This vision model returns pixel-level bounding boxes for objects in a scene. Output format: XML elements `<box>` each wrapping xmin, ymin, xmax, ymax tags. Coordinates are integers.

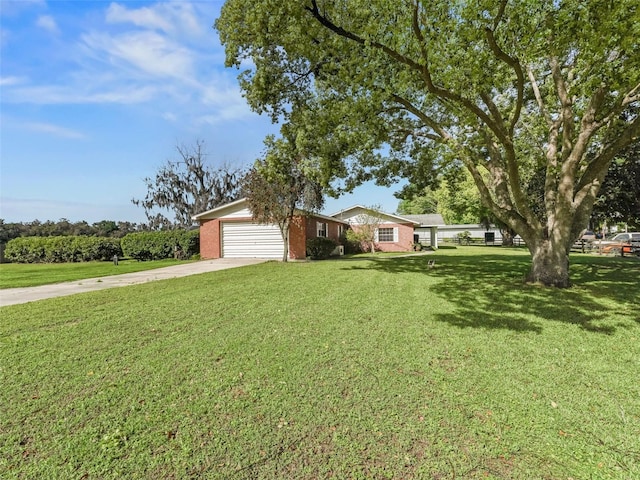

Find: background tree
<box><xmin>92</xmin><ymin>220</ymin><xmax>120</xmax><ymax>238</ymax></box>
<box><xmin>132</xmin><ymin>140</ymin><xmax>245</xmax><ymax>229</ymax></box>
<box><xmin>396</xmin><ymin>186</ymin><xmax>438</xmax><ymax>216</ymax></box>
<box><xmin>591</xmin><ymin>141</ymin><xmax>640</xmax><ymax>230</ymax></box>
<box><xmin>344</xmin><ymin>205</ymin><xmax>383</xmax><ymax>254</ymax></box>
<box><xmin>217</xmin><ymin>0</ymin><xmax>640</xmax><ymax>287</ymax></box>
<box><xmin>399</xmin><ymin>170</ymin><xmax>519</xmax><ymax>245</ymax></box>
<box><xmin>242</xmin><ymin>134</ymin><xmax>324</xmax><ymax>262</ymax></box>
<box><xmin>433</xmin><ymin>170</ymin><xmax>486</xmax><ymax>225</ymax></box>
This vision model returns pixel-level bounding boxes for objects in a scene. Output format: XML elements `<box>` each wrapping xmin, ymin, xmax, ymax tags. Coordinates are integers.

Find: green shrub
<box><xmin>306</xmin><ymin>237</ymin><xmax>338</xmax><ymax>259</ymax></box>
<box><xmin>121</xmin><ymin>230</ymin><xmax>199</xmax><ymax>261</ymax></box>
<box><xmin>4</xmin><ymin>236</ymin><xmax>121</xmax><ymax>263</ymax></box>
<box><xmin>339</xmin><ymin>231</ymin><xmax>362</xmax><ymax>254</ymax></box>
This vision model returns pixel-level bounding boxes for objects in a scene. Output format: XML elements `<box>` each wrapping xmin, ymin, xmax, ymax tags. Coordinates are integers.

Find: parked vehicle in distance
<box><xmin>581</xmin><ymin>230</ymin><xmax>596</xmax><ymax>241</ymax></box>
<box><xmin>598</xmin><ymin>232</ymin><xmax>640</xmax><ymax>254</ymax></box>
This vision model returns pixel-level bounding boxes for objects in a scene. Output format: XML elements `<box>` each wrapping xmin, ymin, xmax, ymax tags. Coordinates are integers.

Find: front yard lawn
<box><xmin>1</xmin><ymin>248</ymin><xmax>638</xmax><ymax>479</ymax></box>
<box><xmin>0</xmin><ymin>259</ymin><xmax>193</xmax><ymax>289</ymax></box>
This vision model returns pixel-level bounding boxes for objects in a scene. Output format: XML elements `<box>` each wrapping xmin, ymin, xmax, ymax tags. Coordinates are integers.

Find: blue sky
<box><xmin>0</xmin><ymin>0</ymin><xmax>405</xmax><ymax>224</ymax></box>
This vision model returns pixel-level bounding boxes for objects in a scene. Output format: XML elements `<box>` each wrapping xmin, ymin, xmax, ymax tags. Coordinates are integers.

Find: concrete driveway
<box><xmin>0</xmin><ymin>258</ymin><xmax>268</xmax><ymax>307</ymax></box>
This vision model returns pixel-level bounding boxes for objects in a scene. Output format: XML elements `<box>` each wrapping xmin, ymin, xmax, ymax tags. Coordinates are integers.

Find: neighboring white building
<box><xmin>401</xmin><ymin>214</ymin><xmax>446</xmax><ymax>247</ymax></box>
<box><xmin>436</xmin><ymin>224</ymin><xmax>510</xmax><ymax>244</ymax></box>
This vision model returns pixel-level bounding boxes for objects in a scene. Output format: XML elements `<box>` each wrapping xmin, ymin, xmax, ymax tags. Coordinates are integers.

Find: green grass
<box><xmin>1</xmin><ymin>248</ymin><xmax>638</xmax><ymax>479</ymax></box>
<box><xmin>0</xmin><ymin>259</ymin><xmax>193</xmax><ymax>289</ymax></box>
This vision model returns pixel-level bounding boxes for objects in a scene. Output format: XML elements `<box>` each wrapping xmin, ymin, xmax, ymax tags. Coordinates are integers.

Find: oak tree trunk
<box><xmin>526</xmin><ymin>240</ymin><xmax>571</xmax><ymax>288</ymax></box>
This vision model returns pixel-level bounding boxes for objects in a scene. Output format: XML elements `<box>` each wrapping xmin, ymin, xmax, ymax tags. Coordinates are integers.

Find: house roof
<box><xmin>192</xmin><ymin>198</ymin><xmax>349</xmax><ymax>224</ymax></box>
<box><xmin>192</xmin><ymin>197</ymin><xmax>247</xmax><ymax>221</ymax></box>
<box><xmin>401</xmin><ymin>214</ymin><xmax>446</xmax><ymax>227</ymax></box>
<box><xmin>330</xmin><ymin>205</ymin><xmax>420</xmax><ymax>225</ymax></box>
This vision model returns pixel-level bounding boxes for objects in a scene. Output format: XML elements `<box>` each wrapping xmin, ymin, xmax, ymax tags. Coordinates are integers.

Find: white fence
<box><xmin>437</xmin><ymin>224</ymin><xmax>503</xmax><ymax>241</ymax></box>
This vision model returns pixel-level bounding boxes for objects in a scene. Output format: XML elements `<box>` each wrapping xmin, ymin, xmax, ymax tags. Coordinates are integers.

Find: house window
<box><xmin>378</xmin><ymin>227</ymin><xmax>394</xmax><ymax>242</ymax></box>
<box><xmin>339</xmin><ymin>224</ymin><xmax>346</xmax><ymax>237</ymax></box>
<box><xmin>317</xmin><ymin>222</ymin><xmax>327</xmax><ymax>237</ymax></box>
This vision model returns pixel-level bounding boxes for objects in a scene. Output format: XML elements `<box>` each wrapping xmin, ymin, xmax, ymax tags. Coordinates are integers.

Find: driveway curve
<box><xmin>0</xmin><ymin>258</ymin><xmax>267</xmax><ymax>307</ymax></box>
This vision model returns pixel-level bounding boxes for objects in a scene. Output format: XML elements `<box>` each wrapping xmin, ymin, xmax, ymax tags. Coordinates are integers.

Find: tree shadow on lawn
<box><xmin>341</xmin><ymin>251</ymin><xmax>640</xmax><ymax>334</ymax></box>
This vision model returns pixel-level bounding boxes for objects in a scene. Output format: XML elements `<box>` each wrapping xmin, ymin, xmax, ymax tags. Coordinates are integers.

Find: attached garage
<box><xmin>221</xmin><ymin>221</ymin><xmax>284</xmax><ymax>259</ymax></box>
<box><xmin>193</xmin><ymin>198</ymin><xmax>349</xmax><ymax>260</ymax></box>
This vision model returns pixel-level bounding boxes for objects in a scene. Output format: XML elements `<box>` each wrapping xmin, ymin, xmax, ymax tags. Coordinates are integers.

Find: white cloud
<box><xmin>36</xmin><ymin>15</ymin><xmax>59</xmax><ymax>35</ymax></box>
<box><xmin>22</xmin><ymin>121</ymin><xmax>86</xmax><ymax>139</ymax></box>
<box><xmin>106</xmin><ymin>3</ymin><xmax>173</xmax><ymax>33</ymax></box>
<box><xmin>1</xmin><ymin>1</ymin><xmax>257</xmax><ymax>123</ymax></box>
<box><xmin>105</xmin><ymin>2</ymin><xmax>203</xmax><ymax>37</ymax></box>
<box><xmin>81</xmin><ymin>30</ymin><xmax>195</xmax><ymax>80</ymax></box>
<box><xmin>4</xmin><ymin>82</ymin><xmax>159</xmax><ymax>105</ymax></box>
<box><xmin>0</xmin><ymin>76</ymin><xmax>26</xmax><ymax>86</ymax></box>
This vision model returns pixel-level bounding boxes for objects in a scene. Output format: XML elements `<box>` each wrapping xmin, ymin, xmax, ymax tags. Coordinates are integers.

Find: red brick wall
<box><xmin>305</xmin><ymin>218</ymin><xmax>344</xmax><ymax>242</ymax></box>
<box><xmin>351</xmin><ymin>223</ymin><xmax>414</xmax><ymax>252</ymax></box>
<box><xmin>377</xmin><ymin>223</ymin><xmax>414</xmax><ymax>252</ymax></box>
<box><xmin>289</xmin><ymin>217</ymin><xmax>307</xmax><ymax>259</ymax></box>
<box><xmin>199</xmin><ymin>219</ymin><xmax>221</xmax><ymax>259</ymax></box>
<box><xmin>199</xmin><ymin>215</ymin><xmax>348</xmax><ymax>260</ymax></box>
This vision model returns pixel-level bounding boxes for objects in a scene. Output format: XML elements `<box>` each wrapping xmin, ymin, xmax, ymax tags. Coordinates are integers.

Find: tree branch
<box><xmin>575</xmin><ymin>114</ymin><xmax>640</xmax><ymax>195</ymax></box>
<box><xmin>527</xmin><ymin>66</ymin><xmax>553</xmax><ymax>126</ymax></box>
<box><xmin>484</xmin><ymin>18</ymin><xmax>524</xmax><ymax>135</ymax></box>
<box><xmin>390</xmin><ymin>93</ymin><xmax>450</xmax><ymax>140</ymax></box>
<box><xmin>305</xmin><ymin>0</ymin><xmax>507</xmax><ymax>142</ymax></box>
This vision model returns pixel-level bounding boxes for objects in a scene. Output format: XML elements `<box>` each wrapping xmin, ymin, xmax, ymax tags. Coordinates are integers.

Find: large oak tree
<box><xmin>217</xmin><ymin>0</ymin><xmax>640</xmax><ymax>286</ymax></box>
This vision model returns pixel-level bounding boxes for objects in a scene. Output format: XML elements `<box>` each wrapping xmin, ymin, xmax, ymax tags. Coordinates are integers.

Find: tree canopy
<box><xmin>217</xmin><ymin>0</ymin><xmax>640</xmax><ymax>286</ymax></box>
<box><xmin>242</xmin><ymin>134</ymin><xmax>324</xmax><ymax>261</ymax></box>
<box><xmin>132</xmin><ymin>141</ymin><xmax>245</xmax><ymax>229</ymax></box>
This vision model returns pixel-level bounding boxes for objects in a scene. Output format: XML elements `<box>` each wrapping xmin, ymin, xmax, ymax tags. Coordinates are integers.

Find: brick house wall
<box><xmin>350</xmin><ymin>222</ymin><xmax>415</xmax><ymax>253</ymax></box>
<box><xmin>288</xmin><ymin>217</ymin><xmax>307</xmax><ymax>259</ymax></box>
<box><xmin>197</xmin><ymin>214</ymin><xmax>347</xmax><ymax>260</ymax></box>
<box><xmin>376</xmin><ymin>222</ymin><xmax>415</xmax><ymax>252</ymax></box>
<box><xmin>199</xmin><ymin>218</ymin><xmax>221</xmax><ymax>259</ymax></box>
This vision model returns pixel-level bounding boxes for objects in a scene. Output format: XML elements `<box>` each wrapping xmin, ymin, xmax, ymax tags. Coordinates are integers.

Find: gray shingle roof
<box><xmin>401</xmin><ymin>214</ymin><xmax>446</xmax><ymax>226</ymax></box>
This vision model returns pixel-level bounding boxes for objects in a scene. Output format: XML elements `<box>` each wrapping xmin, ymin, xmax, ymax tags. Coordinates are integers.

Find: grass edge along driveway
<box><xmin>0</xmin><ymin>259</ymin><xmax>194</xmax><ymax>289</ymax></box>
<box><xmin>1</xmin><ymin>248</ymin><xmax>638</xmax><ymax>479</ymax></box>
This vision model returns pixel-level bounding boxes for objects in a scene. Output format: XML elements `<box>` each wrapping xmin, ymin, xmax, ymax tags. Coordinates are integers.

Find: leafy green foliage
<box><xmin>217</xmin><ymin>0</ymin><xmax>640</xmax><ymax>286</ymax></box>
<box><xmin>242</xmin><ymin>134</ymin><xmax>325</xmax><ymax>261</ymax></box>
<box><xmin>4</xmin><ymin>236</ymin><xmax>121</xmax><ymax>263</ymax></box>
<box><xmin>305</xmin><ymin>236</ymin><xmax>337</xmax><ymax>259</ymax></box>
<box><xmin>120</xmin><ymin>230</ymin><xmax>199</xmax><ymax>261</ymax></box>
<box><xmin>396</xmin><ymin>186</ymin><xmax>439</xmax><ymax>215</ymax></box>
<box><xmin>592</xmin><ymin>141</ymin><xmax>640</xmax><ymax>229</ymax></box>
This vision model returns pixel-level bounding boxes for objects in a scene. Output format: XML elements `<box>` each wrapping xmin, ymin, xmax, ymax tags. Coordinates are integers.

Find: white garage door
<box><xmin>221</xmin><ymin>221</ymin><xmax>284</xmax><ymax>258</ymax></box>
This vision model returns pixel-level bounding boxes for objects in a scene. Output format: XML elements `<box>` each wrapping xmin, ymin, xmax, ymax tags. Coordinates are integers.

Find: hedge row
<box><xmin>4</xmin><ymin>236</ymin><xmax>122</xmax><ymax>263</ymax></box>
<box><xmin>4</xmin><ymin>230</ymin><xmax>200</xmax><ymax>263</ymax></box>
<box><xmin>120</xmin><ymin>230</ymin><xmax>199</xmax><ymax>261</ymax></box>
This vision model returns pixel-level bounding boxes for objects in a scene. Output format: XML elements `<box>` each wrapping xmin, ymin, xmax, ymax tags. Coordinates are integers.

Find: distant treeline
<box><xmin>0</xmin><ymin>219</ymin><xmax>145</xmax><ymax>243</ymax></box>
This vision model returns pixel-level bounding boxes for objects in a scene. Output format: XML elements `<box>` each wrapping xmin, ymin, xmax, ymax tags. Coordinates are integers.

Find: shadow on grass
<box><xmin>342</xmin><ymin>251</ymin><xmax>640</xmax><ymax>334</ymax></box>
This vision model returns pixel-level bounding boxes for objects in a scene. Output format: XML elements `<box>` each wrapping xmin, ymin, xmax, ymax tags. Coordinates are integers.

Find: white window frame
<box><xmin>317</xmin><ymin>221</ymin><xmax>328</xmax><ymax>238</ymax></box>
<box><xmin>377</xmin><ymin>227</ymin><xmax>396</xmax><ymax>242</ymax></box>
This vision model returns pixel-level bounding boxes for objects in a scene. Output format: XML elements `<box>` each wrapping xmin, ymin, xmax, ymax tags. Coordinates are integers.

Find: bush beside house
<box><xmin>306</xmin><ymin>237</ymin><xmax>337</xmax><ymax>259</ymax></box>
<box><xmin>120</xmin><ymin>230</ymin><xmax>199</xmax><ymax>261</ymax></box>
